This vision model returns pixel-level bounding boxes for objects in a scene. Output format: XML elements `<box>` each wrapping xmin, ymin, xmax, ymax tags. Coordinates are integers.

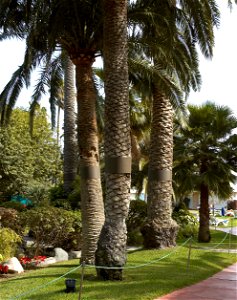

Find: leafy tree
<box><xmin>0</xmin><ymin>108</ymin><xmax>62</xmax><ymax>198</ymax></box>
<box><xmin>0</xmin><ymin>1</ymin><xmax>104</xmax><ymax>263</ymax></box>
<box><xmin>173</xmin><ymin>102</ymin><xmax>237</xmax><ymax>242</ymax></box>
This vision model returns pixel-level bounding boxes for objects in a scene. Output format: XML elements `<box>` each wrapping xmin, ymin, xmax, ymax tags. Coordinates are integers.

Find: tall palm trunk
<box><xmin>63</xmin><ymin>55</ymin><xmax>77</xmax><ymax>194</ymax></box>
<box><xmin>95</xmin><ymin>0</ymin><xmax>131</xmax><ymax>280</ymax></box>
<box><xmin>141</xmin><ymin>88</ymin><xmax>178</xmax><ymax>248</ymax></box>
<box><xmin>71</xmin><ymin>55</ymin><xmax>104</xmax><ymax>264</ymax></box>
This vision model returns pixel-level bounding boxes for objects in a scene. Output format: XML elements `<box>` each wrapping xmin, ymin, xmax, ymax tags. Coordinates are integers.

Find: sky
<box><xmin>188</xmin><ymin>1</ymin><xmax>237</xmax><ymax>117</ymax></box>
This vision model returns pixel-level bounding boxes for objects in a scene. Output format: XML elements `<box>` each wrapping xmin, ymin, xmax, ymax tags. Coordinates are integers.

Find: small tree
<box><xmin>0</xmin><ymin>108</ymin><xmax>62</xmax><ymax>197</ymax></box>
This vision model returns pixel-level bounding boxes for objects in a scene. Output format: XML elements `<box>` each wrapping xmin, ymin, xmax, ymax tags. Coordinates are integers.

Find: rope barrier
<box><xmin>8</xmin><ymin>238</ymin><xmax>192</xmax><ymax>299</ymax></box>
<box><xmin>85</xmin><ymin>237</ymin><xmax>192</xmax><ymax>270</ymax></box>
<box><xmin>191</xmin><ymin>231</ymin><xmax>229</xmax><ymax>251</ymax></box>
<box><xmin>9</xmin><ymin>264</ymin><xmax>82</xmax><ymax>300</ymax></box>
<box><xmin>8</xmin><ymin>231</ymin><xmax>234</xmax><ymax>299</ymax></box>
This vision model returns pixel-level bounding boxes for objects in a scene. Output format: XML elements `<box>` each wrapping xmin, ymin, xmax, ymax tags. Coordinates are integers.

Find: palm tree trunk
<box><xmin>72</xmin><ymin>55</ymin><xmax>104</xmax><ymax>264</ymax></box>
<box><xmin>63</xmin><ymin>55</ymin><xmax>78</xmax><ymax>194</ymax></box>
<box><xmin>141</xmin><ymin>88</ymin><xmax>178</xmax><ymax>249</ymax></box>
<box><xmin>95</xmin><ymin>0</ymin><xmax>131</xmax><ymax>280</ymax></box>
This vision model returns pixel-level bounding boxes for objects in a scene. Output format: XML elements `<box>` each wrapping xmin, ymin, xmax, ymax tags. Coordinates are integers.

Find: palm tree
<box><xmin>173</xmin><ymin>102</ymin><xmax>237</xmax><ymax>242</ymax></box>
<box><xmin>0</xmin><ymin>0</ymin><xmax>105</xmax><ymax>264</ymax></box>
<box><xmin>95</xmin><ymin>0</ymin><xmax>130</xmax><ymax>280</ymax></box>
<box><xmin>33</xmin><ymin>1</ymin><xmax>105</xmax><ymax>263</ymax></box>
<box><xmin>129</xmin><ymin>0</ymin><xmax>220</xmax><ymax>248</ymax></box>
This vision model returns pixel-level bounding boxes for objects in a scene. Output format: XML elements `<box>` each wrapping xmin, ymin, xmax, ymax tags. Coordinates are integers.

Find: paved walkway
<box><xmin>216</xmin><ymin>226</ymin><xmax>237</xmax><ymax>235</ymax></box>
<box><xmin>155</xmin><ymin>262</ymin><xmax>237</xmax><ymax>300</ymax></box>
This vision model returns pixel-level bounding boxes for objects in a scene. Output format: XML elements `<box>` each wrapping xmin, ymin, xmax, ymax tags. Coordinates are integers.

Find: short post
<box><xmin>228</xmin><ymin>228</ymin><xmax>231</xmax><ymax>253</ymax></box>
<box><xmin>228</xmin><ymin>218</ymin><xmax>233</xmax><ymax>253</ymax></box>
<box><xmin>78</xmin><ymin>262</ymin><xmax>86</xmax><ymax>300</ymax></box>
<box><xmin>186</xmin><ymin>237</ymin><xmax>193</xmax><ymax>273</ymax></box>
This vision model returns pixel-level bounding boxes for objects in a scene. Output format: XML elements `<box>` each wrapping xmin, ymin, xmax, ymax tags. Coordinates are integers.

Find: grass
<box><xmin>1</xmin><ymin>231</ymin><xmax>236</xmax><ymax>300</ymax></box>
<box><xmin>190</xmin><ymin>229</ymin><xmax>237</xmax><ymax>250</ymax></box>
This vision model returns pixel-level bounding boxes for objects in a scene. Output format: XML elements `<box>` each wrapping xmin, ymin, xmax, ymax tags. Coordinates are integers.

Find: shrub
<box><xmin>126</xmin><ymin>200</ymin><xmax>147</xmax><ymax>246</ymax></box>
<box><xmin>49</xmin><ymin>184</ymin><xmax>68</xmax><ymax>208</ymax></box>
<box><xmin>0</xmin><ymin>200</ymin><xmax>27</xmax><ymax>211</ymax></box>
<box><xmin>172</xmin><ymin>209</ymin><xmax>198</xmax><ymax>238</ymax></box>
<box><xmin>0</xmin><ymin>207</ymin><xmax>23</xmax><ymax>235</ymax></box>
<box><xmin>24</xmin><ymin>180</ymin><xmax>50</xmax><ymax>207</ymax></box>
<box><xmin>49</xmin><ymin>182</ymin><xmax>81</xmax><ymax>210</ymax></box>
<box><xmin>20</xmin><ymin>207</ymin><xmax>82</xmax><ymax>255</ymax></box>
<box><xmin>0</xmin><ymin>228</ymin><xmax>21</xmax><ymax>260</ymax></box>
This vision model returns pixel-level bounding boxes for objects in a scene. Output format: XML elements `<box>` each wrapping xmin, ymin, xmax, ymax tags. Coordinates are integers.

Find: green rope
<box><xmin>191</xmin><ymin>231</ymin><xmax>229</xmax><ymax>251</ymax></box>
<box><xmin>85</xmin><ymin>237</ymin><xmax>192</xmax><ymax>270</ymax></box>
<box><xmin>9</xmin><ymin>264</ymin><xmax>82</xmax><ymax>300</ymax></box>
<box><xmin>8</xmin><ymin>237</ymin><xmax>192</xmax><ymax>299</ymax></box>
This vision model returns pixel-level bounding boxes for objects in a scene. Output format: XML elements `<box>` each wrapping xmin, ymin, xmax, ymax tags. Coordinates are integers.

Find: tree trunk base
<box><xmin>141</xmin><ymin>220</ymin><xmax>178</xmax><ymax>249</ymax></box>
<box><xmin>198</xmin><ymin>226</ymin><xmax>211</xmax><ymax>243</ymax></box>
<box><xmin>95</xmin><ymin>222</ymin><xmax>127</xmax><ymax>281</ymax></box>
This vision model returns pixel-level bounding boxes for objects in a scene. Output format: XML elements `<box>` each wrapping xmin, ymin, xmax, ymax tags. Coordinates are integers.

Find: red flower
<box><xmin>0</xmin><ymin>264</ymin><xmax>9</xmax><ymax>274</ymax></box>
<box><xmin>20</xmin><ymin>255</ymin><xmax>47</xmax><ymax>268</ymax></box>
<box><xmin>3</xmin><ymin>265</ymin><xmax>8</xmax><ymax>274</ymax></box>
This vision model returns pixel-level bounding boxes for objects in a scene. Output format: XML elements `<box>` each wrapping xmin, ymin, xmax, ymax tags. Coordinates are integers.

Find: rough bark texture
<box><xmin>71</xmin><ymin>54</ymin><xmax>104</xmax><ymax>264</ymax></box>
<box><xmin>142</xmin><ymin>88</ymin><xmax>178</xmax><ymax>249</ymax></box>
<box><xmin>63</xmin><ymin>55</ymin><xmax>78</xmax><ymax>194</ymax></box>
<box><xmin>198</xmin><ymin>181</ymin><xmax>211</xmax><ymax>242</ymax></box>
<box><xmin>95</xmin><ymin>0</ymin><xmax>130</xmax><ymax>280</ymax></box>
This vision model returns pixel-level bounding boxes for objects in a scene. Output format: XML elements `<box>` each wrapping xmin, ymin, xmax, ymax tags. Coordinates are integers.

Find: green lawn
<box><xmin>1</xmin><ymin>231</ymin><xmax>236</xmax><ymax>300</ymax></box>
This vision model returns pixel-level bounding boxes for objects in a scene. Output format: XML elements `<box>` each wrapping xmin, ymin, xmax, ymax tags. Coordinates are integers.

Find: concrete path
<box><xmin>155</xmin><ymin>262</ymin><xmax>237</xmax><ymax>300</ymax></box>
<box><xmin>216</xmin><ymin>226</ymin><xmax>237</xmax><ymax>235</ymax></box>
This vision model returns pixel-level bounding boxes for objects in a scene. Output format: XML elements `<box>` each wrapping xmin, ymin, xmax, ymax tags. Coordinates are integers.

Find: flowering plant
<box><xmin>0</xmin><ymin>264</ymin><xmax>9</xmax><ymax>274</ymax></box>
<box><xmin>20</xmin><ymin>256</ymin><xmax>47</xmax><ymax>269</ymax></box>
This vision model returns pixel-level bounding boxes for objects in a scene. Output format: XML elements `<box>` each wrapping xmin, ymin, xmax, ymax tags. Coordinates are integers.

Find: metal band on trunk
<box><xmin>105</xmin><ymin>157</ymin><xmax>131</xmax><ymax>174</ymax></box>
<box><xmin>80</xmin><ymin>165</ymin><xmax>100</xmax><ymax>179</ymax></box>
<box><xmin>148</xmin><ymin>169</ymin><xmax>172</xmax><ymax>181</ymax></box>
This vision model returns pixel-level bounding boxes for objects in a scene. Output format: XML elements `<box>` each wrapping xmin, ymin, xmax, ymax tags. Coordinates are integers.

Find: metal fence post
<box><xmin>186</xmin><ymin>237</ymin><xmax>193</xmax><ymax>273</ymax></box>
<box><xmin>78</xmin><ymin>262</ymin><xmax>86</xmax><ymax>300</ymax></box>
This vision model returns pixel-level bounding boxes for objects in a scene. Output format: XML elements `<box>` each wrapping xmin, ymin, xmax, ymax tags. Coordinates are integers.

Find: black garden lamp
<box><xmin>65</xmin><ymin>278</ymin><xmax>77</xmax><ymax>293</ymax></box>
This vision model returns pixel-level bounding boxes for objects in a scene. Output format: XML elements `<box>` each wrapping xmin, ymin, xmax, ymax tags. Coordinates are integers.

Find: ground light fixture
<box><xmin>65</xmin><ymin>278</ymin><xmax>77</xmax><ymax>293</ymax></box>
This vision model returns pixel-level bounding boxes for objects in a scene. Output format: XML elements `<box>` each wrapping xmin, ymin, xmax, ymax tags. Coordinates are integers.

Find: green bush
<box><xmin>126</xmin><ymin>200</ymin><xmax>147</xmax><ymax>246</ymax></box>
<box><xmin>0</xmin><ymin>201</ymin><xmax>27</xmax><ymax>212</ymax></box>
<box><xmin>0</xmin><ymin>227</ymin><xmax>21</xmax><ymax>260</ymax></box>
<box><xmin>49</xmin><ymin>182</ymin><xmax>81</xmax><ymax>210</ymax></box>
<box><xmin>172</xmin><ymin>209</ymin><xmax>198</xmax><ymax>238</ymax></box>
<box><xmin>0</xmin><ymin>207</ymin><xmax>24</xmax><ymax>235</ymax></box>
<box><xmin>20</xmin><ymin>207</ymin><xmax>82</xmax><ymax>255</ymax></box>
<box><xmin>49</xmin><ymin>184</ymin><xmax>67</xmax><ymax>208</ymax></box>
<box><xmin>24</xmin><ymin>180</ymin><xmax>50</xmax><ymax>207</ymax></box>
